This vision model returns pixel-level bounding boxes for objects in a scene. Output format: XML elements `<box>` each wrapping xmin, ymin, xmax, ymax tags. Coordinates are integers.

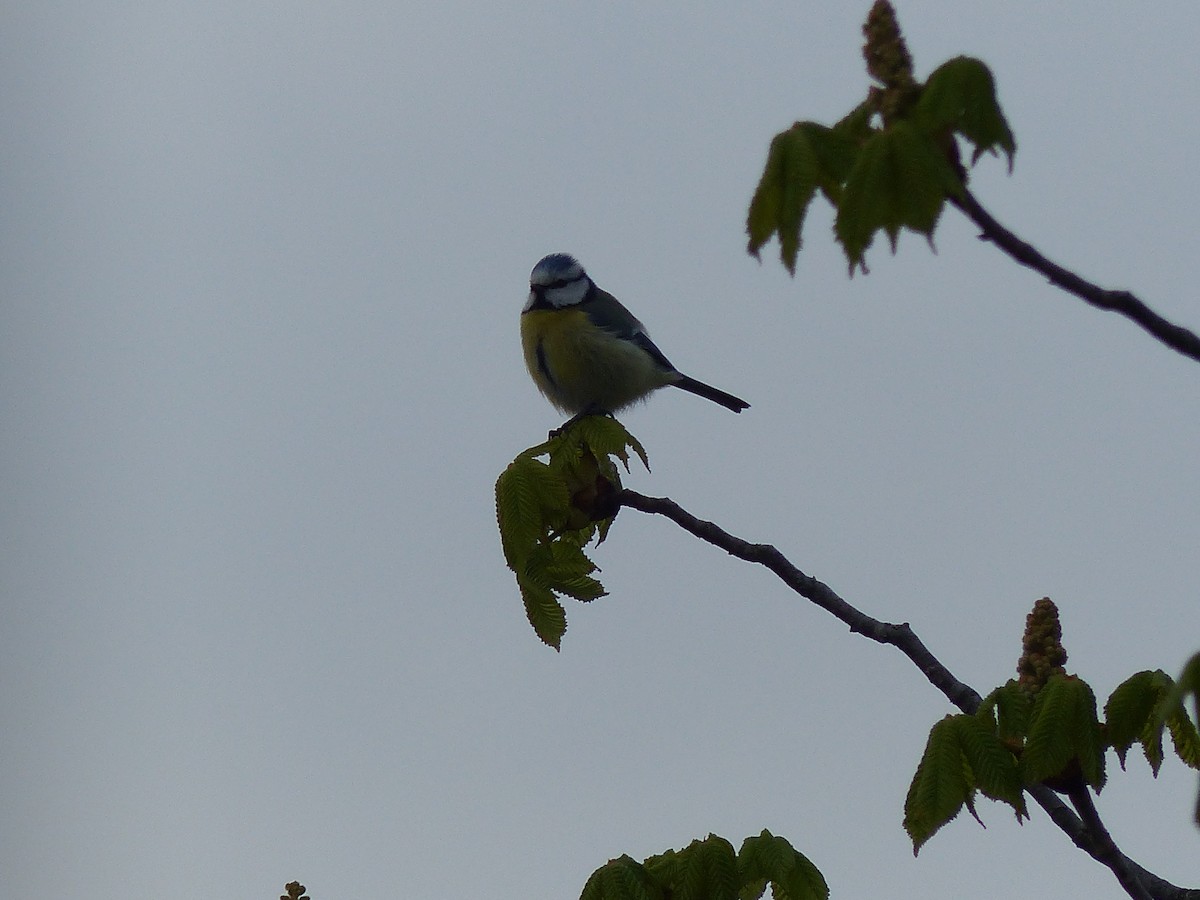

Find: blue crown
<box><xmin>531</xmin><ymin>253</ymin><xmax>584</xmax><ymax>282</ymax></box>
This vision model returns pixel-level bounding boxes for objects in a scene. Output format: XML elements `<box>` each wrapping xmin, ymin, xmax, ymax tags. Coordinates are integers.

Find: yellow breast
<box><xmin>520</xmin><ymin>308</ymin><xmax>676</xmax><ymax>414</ymax></box>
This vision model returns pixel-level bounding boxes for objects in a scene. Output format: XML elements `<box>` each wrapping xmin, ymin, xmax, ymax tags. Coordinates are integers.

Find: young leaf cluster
<box><xmin>1106</xmin><ymin>669</ymin><xmax>1200</xmax><ymax>774</ymax></box>
<box><xmin>746</xmin><ymin>10</ymin><xmax>1014</xmax><ymax>275</ymax></box>
<box><xmin>495</xmin><ymin>416</ymin><xmax>648</xmax><ymax>650</ymax></box>
<box><xmin>1019</xmin><ymin>674</ymin><xmax>1106</xmax><ymax>789</ymax></box>
<box><xmin>1167</xmin><ymin>652</ymin><xmax>1200</xmax><ymax>824</ymax></box>
<box><xmin>903</xmin><ymin>711</ymin><xmax>1028</xmax><ymax>854</ymax></box>
<box><xmin>905</xmin><ymin>669</ymin><xmax>1200</xmax><ymax>852</ymax></box>
<box><xmin>578</xmin><ymin>831</ymin><xmax>827</xmax><ymax>900</ymax></box>
<box><xmin>1109</xmin><ymin>660</ymin><xmax>1200</xmax><ymax>826</ymax></box>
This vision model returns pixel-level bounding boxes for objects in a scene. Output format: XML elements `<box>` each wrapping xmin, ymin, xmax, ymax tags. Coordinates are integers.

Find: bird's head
<box><xmin>525</xmin><ymin>253</ymin><xmax>591</xmax><ymax>311</ymax></box>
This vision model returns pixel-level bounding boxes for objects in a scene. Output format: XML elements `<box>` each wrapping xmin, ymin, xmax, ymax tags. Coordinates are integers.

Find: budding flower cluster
<box><xmin>1016</xmin><ymin>597</ymin><xmax>1068</xmax><ymax>696</ymax></box>
<box><xmin>862</xmin><ymin>0</ymin><xmax>915</xmax><ymax>89</ymax></box>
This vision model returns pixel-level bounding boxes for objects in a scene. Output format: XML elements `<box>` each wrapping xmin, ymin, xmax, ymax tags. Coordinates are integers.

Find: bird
<box><xmin>520</xmin><ymin>253</ymin><xmax>749</xmax><ymax>417</ymax></box>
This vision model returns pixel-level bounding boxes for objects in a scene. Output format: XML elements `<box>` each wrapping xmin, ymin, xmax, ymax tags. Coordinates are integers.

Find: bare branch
<box><xmin>618</xmin><ymin>488</ymin><xmax>1200</xmax><ymax>900</ymax></box>
<box><xmin>950</xmin><ymin>187</ymin><xmax>1200</xmax><ymax>365</ymax></box>
<box><xmin>617</xmin><ymin>489</ymin><xmax>980</xmax><ymax>712</ymax></box>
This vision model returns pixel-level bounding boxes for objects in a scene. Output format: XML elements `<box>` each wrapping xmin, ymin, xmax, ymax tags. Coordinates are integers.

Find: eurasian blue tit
<box><xmin>521</xmin><ymin>254</ymin><xmax>750</xmax><ymax>416</ymax></box>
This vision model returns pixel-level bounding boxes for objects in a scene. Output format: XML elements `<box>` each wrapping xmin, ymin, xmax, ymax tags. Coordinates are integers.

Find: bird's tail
<box><xmin>672</xmin><ymin>374</ymin><xmax>750</xmax><ymax>413</ymax></box>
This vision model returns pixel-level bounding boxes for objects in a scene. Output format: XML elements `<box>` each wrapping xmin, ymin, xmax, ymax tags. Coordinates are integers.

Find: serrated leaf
<box><xmin>569</xmin><ymin>415</ymin><xmax>650</xmax><ymax>473</ymax></box>
<box><xmin>1022</xmin><ymin>677</ymin><xmax>1076</xmax><ymax>784</ymax></box>
<box><xmin>495</xmin><ymin>456</ymin><xmax>561</xmax><ymax>569</ymax></box>
<box><xmin>1071</xmin><ymin>680</ymin><xmax>1107</xmax><ymax>790</ymax></box>
<box><xmin>499</xmin><ymin>421</ymin><xmax>654</xmax><ymax>647</ymax></box>
<box><xmin>642</xmin><ymin>849</ymin><xmax>680</xmax><ymax>889</ymax></box>
<box><xmin>1023</xmin><ymin>675</ymin><xmax>1106</xmax><ymax>790</ymax></box>
<box><xmin>645</xmin><ymin>839</ymin><xmax>736</xmax><ymax>900</ymax></box>
<box><xmin>809</xmin><ymin>119</ymin><xmax>862</xmax><ymax>207</ymax></box>
<box><xmin>737</xmin><ymin>831</ymin><xmax>828</xmax><ymax>900</ymax></box>
<box><xmin>1105</xmin><ymin>670</ymin><xmax>1173</xmax><ymax>773</ymax></box>
<box><xmin>526</xmin><ymin>540</ymin><xmax>606</xmax><ymax>603</ymax></box>
<box><xmin>835</xmin><ymin>121</ymin><xmax>962</xmax><ymax>273</ymax></box>
<box><xmin>916</xmin><ymin>56</ymin><xmax>1016</xmax><ymax>169</ymax></box>
<box><xmin>771</xmin><ymin>854</ymin><xmax>827</xmax><ymax>900</ymax></box>
<box><xmin>1165</xmin><ymin>704</ymin><xmax>1200</xmax><ymax>769</ymax></box>
<box><xmin>746</xmin><ymin>125</ymin><xmax>819</xmax><ymax>275</ymax></box>
<box><xmin>1180</xmin><ymin>651</ymin><xmax>1200</xmax><ymax>695</ymax></box>
<box><xmin>978</xmin><ymin>680</ymin><xmax>1032</xmax><ymax>741</ymax></box>
<box><xmin>518</xmin><ymin>576</ymin><xmax>566</xmax><ymax>651</ymax></box>
<box><xmin>746</xmin><ymin>121</ymin><xmax>860</xmax><ymax>275</ymax></box>
<box><xmin>830</xmin><ymin>100</ymin><xmax>876</xmax><ymax>153</ymax></box>
<box><xmin>1158</xmin><ymin>654</ymin><xmax>1200</xmax><ymax>770</ymax></box>
<box><xmin>585</xmin><ymin>832</ymin><xmax>826</xmax><ymax>900</ymax></box>
<box><xmin>679</xmin><ymin>836</ymin><xmax>740</xmax><ymax>900</ymax></box>
<box><xmin>956</xmin><ymin>715</ymin><xmax>1026</xmax><ymax>819</ymax></box>
<box><xmin>1162</xmin><ymin>651</ymin><xmax>1200</xmax><ymax>727</ymax></box>
<box><xmin>904</xmin><ymin>715</ymin><xmax>973</xmax><ymax>853</ymax></box>
<box><xmin>580</xmin><ymin>855</ymin><xmax>664</xmax><ymax>900</ymax></box>
<box><xmin>1105</xmin><ymin>671</ymin><xmax>1163</xmax><ymax>768</ymax></box>
<box><xmin>737</xmin><ymin>830</ymin><xmax>792</xmax><ymax>883</ymax></box>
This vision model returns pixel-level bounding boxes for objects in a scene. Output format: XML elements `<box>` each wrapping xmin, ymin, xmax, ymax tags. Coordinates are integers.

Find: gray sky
<box><xmin>3</xmin><ymin>3</ymin><xmax>1198</xmax><ymax>899</ymax></box>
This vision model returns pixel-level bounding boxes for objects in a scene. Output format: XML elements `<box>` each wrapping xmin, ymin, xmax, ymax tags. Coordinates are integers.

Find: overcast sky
<box><xmin>3</xmin><ymin>4</ymin><xmax>1198</xmax><ymax>899</ymax></box>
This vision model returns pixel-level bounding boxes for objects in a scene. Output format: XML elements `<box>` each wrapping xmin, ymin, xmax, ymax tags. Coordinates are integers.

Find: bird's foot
<box><xmin>549</xmin><ymin>405</ymin><xmax>613</xmax><ymax>438</ymax></box>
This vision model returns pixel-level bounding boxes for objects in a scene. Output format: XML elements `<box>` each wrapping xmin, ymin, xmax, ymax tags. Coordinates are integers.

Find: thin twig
<box><xmin>950</xmin><ymin>187</ymin><xmax>1200</xmax><ymax>365</ymax></box>
<box><xmin>618</xmin><ymin>488</ymin><xmax>1200</xmax><ymax>900</ymax></box>
<box><xmin>617</xmin><ymin>489</ymin><xmax>981</xmax><ymax>712</ymax></box>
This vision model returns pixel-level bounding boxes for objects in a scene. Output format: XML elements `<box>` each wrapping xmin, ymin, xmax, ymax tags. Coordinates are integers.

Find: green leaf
<box><xmin>746</xmin><ymin>122</ymin><xmax>861</xmax><ymax>275</ymax></box>
<box><xmin>1022</xmin><ymin>675</ymin><xmax>1106</xmax><ymax>790</ymax></box>
<box><xmin>1157</xmin><ymin>653</ymin><xmax>1200</xmax><ymax>770</ymax></box>
<box><xmin>830</xmin><ymin>101</ymin><xmax>876</xmax><ymax>156</ymax></box>
<box><xmin>644</xmin><ymin>837</ymin><xmax>739</xmax><ymax>900</ymax></box>
<box><xmin>495</xmin><ymin>455</ymin><xmax>564</xmax><ymax>569</ymax></box>
<box><xmin>1022</xmin><ymin>677</ymin><xmax>1076</xmax><ymax>784</ymax></box>
<box><xmin>1159</xmin><ymin>654</ymin><xmax>1200</xmax><ymax>827</ymax></box>
<box><xmin>904</xmin><ymin>715</ymin><xmax>973</xmax><ymax>853</ymax></box>
<box><xmin>978</xmin><ymin>680</ymin><xmax>1032</xmax><ymax>741</ymax></box>
<box><xmin>568</xmin><ymin>415</ymin><xmax>650</xmax><ymax>473</ymax></box>
<box><xmin>580</xmin><ymin>855</ymin><xmax>664</xmax><ymax>900</ymax></box>
<box><xmin>518</xmin><ymin>575</ymin><xmax>567</xmax><ymax>651</ymax></box>
<box><xmin>1071</xmin><ymin>680</ymin><xmax>1107</xmax><ymax>790</ymax></box>
<box><xmin>746</xmin><ymin>125</ymin><xmax>818</xmax><ymax>275</ymax></box>
<box><xmin>737</xmin><ymin>830</ymin><xmax>828</xmax><ymax>900</ymax></box>
<box><xmin>834</xmin><ymin>120</ymin><xmax>963</xmax><ymax>273</ymax></box>
<box><xmin>956</xmin><ymin>714</ymin><xmax>1026</xmax><ymax>819</ymax></box>
<box><xmin>810</xmin><ymin>116</ymin><xmax>864</xmax><ymax>205</ymax></box>
<box><xmin>682</xmin><ymin>836</ymin><xmax>740</xmax><ymax>900</ymax></box>
<box><xmin>641</xmin><ymin>849</ymin><xmax>681</xmax><ymax>892</ymax></box>
<box><xmin>526</xmin><ymin>539</ymin><xmax>606</xmax><ymax>603</ymax></box>
<box><xmin>1165</xmin><ymin>704</ymin><xmax>1200</xmax><ymax>770</ymax></box>
<box><xmin>1105</xmin><ymin>670</ymin><xmax>1171</xmax><ymax>772</ymax></box>
<box><xmin>1163</xmin><ymin>651</ymin><xmax>1200</xmax><ymax>728</ymax></box>
<box><xmin>496</xmin><ymin>451</ymin><xmax>580</xmax><ymax>650</ymax></box>
<box><xmin>904</xmin><ymin>712</ymin><xmax>1028</xmax><ymax>854</ymax></box>
<box><xmin>498</xmin><ymin>420</ymin><xmax>653</xmax><ymax>647</ymax></box>
<box><xmin>581</xmin><ymin>832</ymin><xmax>826</xmax><ymax>900</ymax></box>
<box><xmin>916</xmin><ymin>56</ymin><xmax>1016</xmax><ymax>169</ymax></box>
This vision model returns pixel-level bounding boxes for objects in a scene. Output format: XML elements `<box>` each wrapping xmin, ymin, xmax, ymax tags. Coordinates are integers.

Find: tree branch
<box><xmin>1069</xmin><ymin>783</ymin><xmax>1200</xmax><ymax>900</ymax></box>
<box><xmin>950</xmin><ymin>187</ymin><xmax>1200</xmax><ymax>365</ymax></box>
<box><xmin>617</xmin><ymin>489</ymin><xmax>980</xmax><ymax>713</ymax></box>
<box><xmin>618</xmin><ymin>488</ymin><xmax>1200</xmax><ymax>900</ymax></box>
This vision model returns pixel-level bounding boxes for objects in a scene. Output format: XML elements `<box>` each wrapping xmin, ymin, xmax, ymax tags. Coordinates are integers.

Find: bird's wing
<box><xmin>582</xmin><ymin>288</ymin><xmax>678</xmax><ymax>373</ymax></box>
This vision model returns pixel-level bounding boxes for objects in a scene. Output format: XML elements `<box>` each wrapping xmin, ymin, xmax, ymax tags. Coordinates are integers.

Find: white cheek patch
<box><xmin>522</xmin><ymin>290</ymin><xmax>537</xmax><ymax>312</ymax></box>
<box><xmin>545</xmin><ymin>277</ymin><xmax>589</xmax><ymax>308</ymax></box>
